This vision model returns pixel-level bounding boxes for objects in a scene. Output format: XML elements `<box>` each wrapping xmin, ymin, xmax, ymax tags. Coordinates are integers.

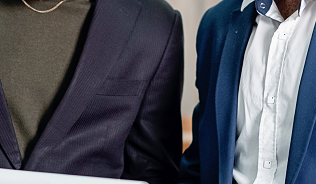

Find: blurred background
<box><xmin>165</xmin><ymin>0</ymin><xmax>221</xmax><ymax>151</ymax></box>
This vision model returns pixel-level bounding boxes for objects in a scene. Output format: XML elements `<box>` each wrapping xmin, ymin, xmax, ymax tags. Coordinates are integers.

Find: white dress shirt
<box><xmin>233</xmin><ymin>0</ymin><xmax>316</xmax><ymax>183</ymax></box>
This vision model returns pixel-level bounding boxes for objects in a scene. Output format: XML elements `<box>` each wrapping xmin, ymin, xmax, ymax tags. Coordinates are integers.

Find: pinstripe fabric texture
<box><xmin>0</xmin><ymin>0</ymin><xmax>184</xmax><ymax>183</ymax></box>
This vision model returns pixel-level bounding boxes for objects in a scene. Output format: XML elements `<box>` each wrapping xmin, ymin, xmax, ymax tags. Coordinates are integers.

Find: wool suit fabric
<box><xmin>0</xmin><ymin>0</ymin><xmax>184</xmax><ymax>183</ymax></box>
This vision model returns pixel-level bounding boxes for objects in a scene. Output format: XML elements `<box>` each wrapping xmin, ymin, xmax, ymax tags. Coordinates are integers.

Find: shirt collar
<box><xmin>241</xmin><ymin>0</ymin><xmax>312</xmax><ymax>16</ymax></box>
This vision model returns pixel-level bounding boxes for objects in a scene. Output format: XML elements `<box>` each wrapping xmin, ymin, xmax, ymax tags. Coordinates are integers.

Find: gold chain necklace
<box><xmin>21</xmin><ymin>0</ymin><xmax>67</xmax><ymax>13</ymax></box>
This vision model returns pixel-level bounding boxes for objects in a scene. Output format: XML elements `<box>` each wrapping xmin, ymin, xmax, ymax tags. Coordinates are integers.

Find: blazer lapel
<box><xmin>285</xmin><ymin>23</ymin><xmax>316</xmax><ymax>184</ymax></box>
<box><xmin>24</xmin><ymin>0</ymin><xmax>142</xmax><ymax>169</ymax></box>
<box><xmin>0</xmin><ymin>81</ymin><xmax>22</xmax><ymax>169</ymax></box>
<box><xmin>214</xmin><ymin>3</ymin><xmax>257</xmax><ymax>183</ymax></box>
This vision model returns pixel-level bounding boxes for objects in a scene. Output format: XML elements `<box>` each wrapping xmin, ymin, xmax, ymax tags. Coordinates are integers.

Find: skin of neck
<box><xmin>274</xmin><ymin>0</ymin><xmax>301</xmax><ymax>19</ymax></box>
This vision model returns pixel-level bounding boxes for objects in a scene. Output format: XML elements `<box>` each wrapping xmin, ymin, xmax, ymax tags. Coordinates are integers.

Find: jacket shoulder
<box><xmin>137</xmin><ymin>0</ymin><xmax>180</xmax><ymax>27</ymax></box>
<box><xmin>203</xmin><ymin>0</ymin><xmax>243</xmax><ymax>20</ymax></box>
<box><xmin>195</xmin><ymin>0</ymin><xmax>243</xmax><ymax>95</ymax></box>
<box><xmin>198</xmin><ymin>0</ymin><xmax>243</xmax><ymax>38</ymax></box>
<box><xmin>130</xmin><ymin>0</ymin><xmax>182</xmax><ymax>52</ymax></box>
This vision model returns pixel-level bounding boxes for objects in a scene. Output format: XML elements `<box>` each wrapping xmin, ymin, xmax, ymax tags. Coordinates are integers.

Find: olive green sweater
<box><xmin>0</xmin><ymin>0</ymin><xmax>92</xmax><ymax>159</ymax></box>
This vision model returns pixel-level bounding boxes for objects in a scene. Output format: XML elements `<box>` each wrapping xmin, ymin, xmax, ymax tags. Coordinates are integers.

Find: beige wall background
<box><xmin>165</xmin><ymin>0</ymin><xmax>221</xmax><ymax>150</ymax></box>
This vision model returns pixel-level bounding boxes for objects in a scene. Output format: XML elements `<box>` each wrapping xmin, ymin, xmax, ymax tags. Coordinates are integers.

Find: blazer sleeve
<box><xmin>177</xmin><ymin>104</ymin><xmax>202</xmax><ymax>184</ymax></box>
<box><xmin>121</xmin><ymin>11</ymin><xmax>184</xmax><ymax>184</ymax></box>
<box><xmin>177</xmin><ymin>7</ymin><xmax>217</xmax><ymax>183</ymax></box>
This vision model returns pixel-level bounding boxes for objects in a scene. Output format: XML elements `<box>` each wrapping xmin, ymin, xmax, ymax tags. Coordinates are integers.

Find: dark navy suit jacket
<box><xmin>0</xmin><ymin>0</ymin><xmax>183</xmax><ymax>183</ymax></box>
<box><xmin>178</xmin><ymin>0</ymin><xmax>316</xmax><ymax>183</ymax></box>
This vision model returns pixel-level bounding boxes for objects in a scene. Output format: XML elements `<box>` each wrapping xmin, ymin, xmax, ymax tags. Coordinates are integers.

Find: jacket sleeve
<box><xmin>121</xmin><ymin>11</ymin><xmax>184</xmax><ymax>184</ymax></box>
<box><xmin>177</xmin><ymin>7</ymin><xmax>216</xmax><ymax>183</ymax></box>
<box><xmin>177</xmin><ymin>103</ymin><xmax>202</xmax><ymax>184</ymax></box>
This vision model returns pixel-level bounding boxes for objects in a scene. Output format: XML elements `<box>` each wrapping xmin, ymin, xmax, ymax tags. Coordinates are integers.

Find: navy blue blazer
<box><xmin>178</xmin><ymin>0</ymin><xmax>316</xmax><ymax>183</ymax></box>
<box><xmin>0</xmin><ymin>0</ymin><xmax>183</xmax><ymax>183</ymax></box>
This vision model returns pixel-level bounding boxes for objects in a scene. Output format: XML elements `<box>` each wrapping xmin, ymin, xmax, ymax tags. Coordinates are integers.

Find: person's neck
<box><xmin>274</xmin><ymin>0</ymin><xmax>301</xmax><ymax>19</ymax></box>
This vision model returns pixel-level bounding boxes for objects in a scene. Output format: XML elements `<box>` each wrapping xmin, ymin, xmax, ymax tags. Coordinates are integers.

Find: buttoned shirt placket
<box><xmin>254</xmin><ymin>11</ymin><xmax>299</xmax><ymax>184</ymax></box>
<box><xmin>234</xmin><ymin>0</ymin><xmax>316</xmax><ymax>183</ymax></box>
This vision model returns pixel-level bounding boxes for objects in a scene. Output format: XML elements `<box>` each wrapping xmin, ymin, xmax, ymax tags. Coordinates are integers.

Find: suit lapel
<box><xmin>214</xmin><ymin>3</ymin><xmax>256</xmax><ymax>183</ymax></box>
<box><xmin>0</xmin><ymin>81</ymin><xmax>22</xmax><ymax>169</ymax></box>
<box><xmin>24</xmin><ymin>0</ymin><xmax>142</xmax><ymax>169</ymax></box>
<box><xmin>285</xmin><ymin>23</ymin><xmax>316</xmax><ymax>184</ymax></box>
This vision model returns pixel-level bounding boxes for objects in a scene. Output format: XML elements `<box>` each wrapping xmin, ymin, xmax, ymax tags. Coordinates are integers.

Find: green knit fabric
<box><xmin>0</xmin><ymin>0</ymin><xmax>92</xmax><ymax>159</ymax></box>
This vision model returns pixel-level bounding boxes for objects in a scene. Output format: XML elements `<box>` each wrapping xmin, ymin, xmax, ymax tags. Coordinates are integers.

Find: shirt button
<box><xmin>263</xmin><ymin>161</ymin><xmax>272</xmax><ymax>169</ymax></box>
<box><xmin>278</xmin><ymin>33</ymin><xmax>287</xmax><ymax>40</ymax></box>
<box><xmin>267</xmin><ymin>96</ymin><xmax>275</xmax><ymax>104</ymax></box>
<box><xmin>260</xmin><ymin>3</ymin><xmax>266</xmax><ymax>9</ymax></box>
